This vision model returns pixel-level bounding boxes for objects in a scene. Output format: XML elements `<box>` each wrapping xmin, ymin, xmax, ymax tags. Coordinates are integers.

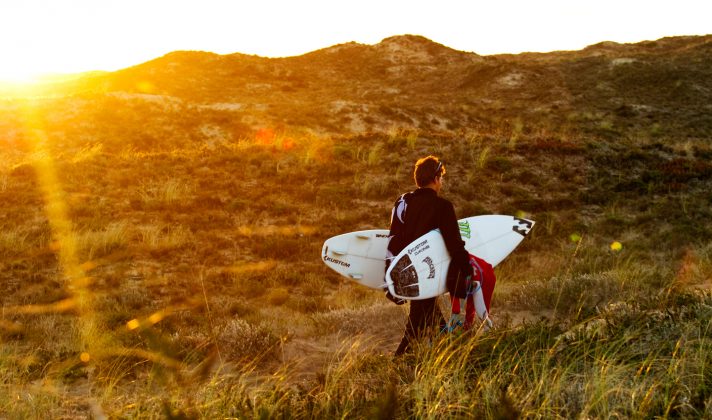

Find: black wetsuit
<box><xmin>386</xmin><ymin>187</ymin><xmax>471</xmax><ymax>355</ymax></box>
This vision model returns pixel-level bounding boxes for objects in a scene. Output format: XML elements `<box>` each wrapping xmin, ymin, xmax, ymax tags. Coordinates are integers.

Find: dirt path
<box><xmin>275</xmin><ymin>300</ymin><xmax>546</xmax><ymax>383</ymax></box>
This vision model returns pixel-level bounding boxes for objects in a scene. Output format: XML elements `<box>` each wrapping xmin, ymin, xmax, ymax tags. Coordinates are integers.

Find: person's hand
<box><xmin>467</xmin><ymin>255</ymin><xmax>480</xmax><ymax>280</ymax></box>
<box><xmin>385</xmin><ymin>290</ymin><xmax>406</xmax><ymax>305</ymax></box>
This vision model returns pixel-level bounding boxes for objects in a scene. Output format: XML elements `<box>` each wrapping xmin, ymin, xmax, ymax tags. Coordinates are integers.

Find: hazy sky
<box><xmin>1</xmin><ymin>0</ymin><xmax>710</xmax><ymax>81</ymax></box>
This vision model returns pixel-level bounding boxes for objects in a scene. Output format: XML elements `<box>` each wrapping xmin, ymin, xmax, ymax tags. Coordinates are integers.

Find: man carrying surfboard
<box><xmin>386</xmin><ymin>155</ymin><xmax>475</xmax><ymax>356</ymax></box>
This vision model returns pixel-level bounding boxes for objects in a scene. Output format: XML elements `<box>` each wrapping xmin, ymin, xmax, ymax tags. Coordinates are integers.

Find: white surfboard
<box><xmin>385</xmin><ymin>215</ymin><xmax>534</xmax><ymax>300</ymax></box>
<box><xmin>321</xmin><ymin>215</ymin><xmax>534</xmax><ymax>294</ymax></box>
<box><xmin>321</xmin><ymin>229</ymin><xmax>391</xmax><ymax>289</ymax></box>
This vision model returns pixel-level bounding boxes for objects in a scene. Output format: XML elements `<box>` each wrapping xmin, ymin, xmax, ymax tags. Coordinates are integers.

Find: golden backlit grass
<box><xmin>1</xmin><ymin>104</ymin><xmax>712</xmax><ymax>417</ymax></box>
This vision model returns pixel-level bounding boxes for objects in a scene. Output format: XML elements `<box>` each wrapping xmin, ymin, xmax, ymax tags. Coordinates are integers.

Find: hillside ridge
<box><xmin>4</xmin><ymin>33</ymin><xmax>712</xmax><ymax>139</ymax></box>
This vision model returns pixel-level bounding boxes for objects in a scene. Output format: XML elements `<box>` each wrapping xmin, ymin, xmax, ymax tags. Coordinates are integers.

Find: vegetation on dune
<box><xmin>1</xmin><ymin>123</ymin><xmax>711</xmax><ymax>417</ymax></box>
<box><xmin>0</xmin><ymin>34</ymin><xmax>711</xmax><ymax>417</ymax></box>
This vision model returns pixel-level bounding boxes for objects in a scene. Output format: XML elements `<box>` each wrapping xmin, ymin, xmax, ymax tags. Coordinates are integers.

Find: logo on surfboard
<box><xmin>407</xmin><ymin>239</ymin><xmax>430</xmax><ymax>256</ymax></box>
<box><xmin>512</xmin><ymin>217</ymin><xmax>534</xmax><ymax>236</ymax></box>
<box><xmin>324</xmin><ymin>255</ymin><xmax>351</xmax><ymax>267</ymax></box>
<box><xmin>323</xmin><ymin>248</ymin><xmax>351</xmax><ymax>267</ymax></box>
<box><xmin>423</xmin><ymin>256</ymin><xmax>435</xmax><ymax>279</ymax></box>
<box><xmin>458</xmin><ymin>221</ymin><xmax>471</xmax><ymax>239</ymax></box>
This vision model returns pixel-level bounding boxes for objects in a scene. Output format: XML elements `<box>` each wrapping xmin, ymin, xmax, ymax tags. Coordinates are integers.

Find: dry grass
<box><xmin>73</xmin><ymin>221</ymin><xmax>130</xmax><ymax>260</ymax></box>
<box><xmin>136</xmin><ymin>223</ymin><xmax>191</xmax><ymax>249</ymax></box>
<box><xmin>137</xmin><ymin>178</ymin><xmax>194</xmax><ymax>208</ymax></box>
<box><xmin>0</xmin><ymin>226</ymin><xmax>34</xmax><ymax>257</ymax></box>
<box><xmin>1</xmin><ymin>89</ymin><xmax>712</xmax><ymax>417</ymax></box>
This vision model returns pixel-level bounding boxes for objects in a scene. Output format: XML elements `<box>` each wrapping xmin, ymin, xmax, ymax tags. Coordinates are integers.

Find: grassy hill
<box><xmin>0</xmin><ymin>34</ymin><xmax>711</xmax><ymax>417</ymax></box>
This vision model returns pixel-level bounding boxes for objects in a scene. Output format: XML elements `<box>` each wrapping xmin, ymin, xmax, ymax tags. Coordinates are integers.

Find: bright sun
<box><xmin>0</xmin><ymin>59</ymin><xmax>49</xmax><ymax>85</ymax></box>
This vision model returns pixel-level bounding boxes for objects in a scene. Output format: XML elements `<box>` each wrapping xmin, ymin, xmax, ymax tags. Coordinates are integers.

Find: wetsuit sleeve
<box><xmin>438</xmin><ymin>200</ymin><xmax>470</xmax><ymax>272</ymax></box>
<box><xmin>386</xmin><ymin>194</ymin><xmax>407</xmax><ymax>270</ymax></box>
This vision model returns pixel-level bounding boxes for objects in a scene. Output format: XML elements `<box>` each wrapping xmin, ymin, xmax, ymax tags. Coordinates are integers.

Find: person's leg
<box><xmin>395</xmin><ymin>301</ymin><xmax>420</xmax><ymax>356</ymax></box>
<box><xmin>394</xmin><ymin>298</ymin><xmax>443</xmax><ymax>355</ymax></box>
<box><xmin>420</xmin><ymin>297</ymin><xmax>445</xmax><ymax>330</ymax></box>
<box><xmin>394</xmin><ymin>333</ymin><xmax>410</xmax><ymax>356</ymax></box>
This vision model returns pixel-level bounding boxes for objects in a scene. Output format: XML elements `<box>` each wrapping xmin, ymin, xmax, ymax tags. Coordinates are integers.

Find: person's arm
<box><xmin>385</xmin><ymin>195</ymin><xmax>407</xmax><ymax>305</ymax></box>
<box><xmin>438</xmin><ymin>200</ymin><xmax>470</xmax><ymax>272</ymax></box>
<box><xmin>439</xmin><ymin>200</ymin><xmax>473</xmax><ymax>299</ymax></box>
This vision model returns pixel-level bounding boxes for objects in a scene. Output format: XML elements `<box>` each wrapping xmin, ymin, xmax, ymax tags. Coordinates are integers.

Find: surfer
<box><xmin>386</xmin><ymin>155</ymin><xmax>474</xmax><ymax>356</ymax></box>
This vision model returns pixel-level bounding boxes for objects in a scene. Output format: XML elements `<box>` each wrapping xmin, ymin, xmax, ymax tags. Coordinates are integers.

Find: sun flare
<box><xmin>0</xmin><ymin>67</ymin><xmax>43</xmax><ymax>85</ymax></box>
<box><xmin>0</xmin><ymin>57</ymin><xmax>61</xmax><ymax>85</ymax></box>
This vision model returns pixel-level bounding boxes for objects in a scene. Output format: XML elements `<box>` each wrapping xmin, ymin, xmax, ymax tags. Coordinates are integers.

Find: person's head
<box><xmin>414</xmin><ymin>155</ymin><xmax>446</xmax><ymax>191</ymax></box>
